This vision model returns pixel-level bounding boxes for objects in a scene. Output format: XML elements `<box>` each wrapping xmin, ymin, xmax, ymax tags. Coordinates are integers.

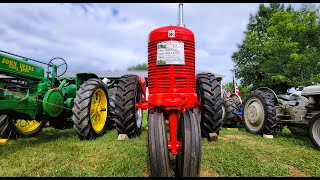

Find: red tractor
<box><xmin>114</xmin><ymin>4</ymin><xmax>223</xmax><ymax>177</ymax></box>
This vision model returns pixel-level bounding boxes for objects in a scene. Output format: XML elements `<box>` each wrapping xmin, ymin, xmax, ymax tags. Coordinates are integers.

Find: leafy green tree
<box><xmin>232</xmin><ymin>3</ymin><xmax>320</xmax><ymax>94</ymax></box>
<box><xmin>238</xmin><ymin>84</ymin><xmax>251</xmax><ymax>99</ymax></box>
<box><xmin>222</xmin><ymin>82</ymin><xmax>251</xmax><ymax>99</ymax></box>
<box><xmin>222</xmin><ymin>82</ymin><xmax>233</xmax><ymax>95</ymax></box>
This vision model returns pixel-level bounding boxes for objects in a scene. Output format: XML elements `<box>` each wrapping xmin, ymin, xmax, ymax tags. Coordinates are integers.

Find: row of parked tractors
<box><xmin>221</xmin><ymin>83</ymin><xmax>320</xmax><ymax>151</ymax></box>
<box><xmin>1</xmin><ymin>3</ymin><xmax>319</xmax><ymax>177</ymax></box>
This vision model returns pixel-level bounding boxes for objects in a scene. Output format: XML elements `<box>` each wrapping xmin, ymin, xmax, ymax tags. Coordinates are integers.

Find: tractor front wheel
<box><xmin>72</xmin><ymin>78</ymin><xmax>109</xmax><ymax>140</ymax></box>
<box><xmin>148</xmin><ymin>111</ymin><xmax>171</xmax><ymax>177</ymax></box>
<box><xmin>0</xmin><ymin>114</ymin><xmax>46</xmax><ymax>139</ymax></box>
<box><xmin>175</xmin><ymin>109</ymin><xmax>201</xmax><ymax>177</ymax></box>
<box><xmin>243</xmin><ymin>90</ymin><xmax>276</xmax><ymax>135</ymax></box>
<box><xmin>115</xmin><ymin>74</ymin><xmax>143</xmax><ymax>138</ymax></box>
<box><xmin>309</xmin><ymin>115</ymin><xmax>320</xmax><ymax>150</ymax></box>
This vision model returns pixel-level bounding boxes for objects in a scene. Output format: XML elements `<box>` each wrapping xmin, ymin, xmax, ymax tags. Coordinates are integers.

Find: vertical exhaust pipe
<box><xmin>178</xmin><ymin>3</ymin><xmax>185</xmax><ymax>27</ymax></box>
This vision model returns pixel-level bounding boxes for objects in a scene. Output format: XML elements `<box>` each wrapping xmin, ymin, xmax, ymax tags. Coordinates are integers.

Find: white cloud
<box><xmin>0</xmin><ymin>3</ymin><xmax>303</xmax><ymax>85</ymax></box>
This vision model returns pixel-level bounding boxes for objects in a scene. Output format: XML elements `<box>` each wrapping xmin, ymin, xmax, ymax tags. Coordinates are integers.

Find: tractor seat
<box><xmin>278</xmin><ymin>94</ymin><xmax>299</xmax><ymax>101</ymax></box>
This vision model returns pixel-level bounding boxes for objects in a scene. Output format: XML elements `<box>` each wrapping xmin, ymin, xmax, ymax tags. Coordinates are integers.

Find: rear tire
<box><xmin>115</xmin><ymin>74</ymin><xmax>143</xmax><ymax>138</ymax></box>
<box><xmin>196</xmin><ymin>73</ymin><xmax>223</xmax><ymax>137</ymax></box>
<box><xmin>0</xmin><ymin>114</ymin><xmax>45</xmax><ymax>139</ymax></box>
<box><xmin>72</xmin><ymin>78</ymin><xmax>109</xmax><ymax>140</ymax></box>
<box><xmin>107</xmin><ymin>87</ymin><xmax>117</xmax><ymax>130</ymax></box>
<box><xmin>222</xmin><ymin>97</ymin><xmax>239</xmax><ymax>128</ymax></box>
<box><xmin>176</xmin><ymin>109</ymin><xmax>201</xmax><ymax>177</ymax></box>
<box><xmin>243</xmin><ymin>90</ymin><xmax>277</xmax><ymax>135</ymax></box>
<box><xmin>148</xmin><ymin>111</ymin><xmax>171</xmax><ymax>177</ymax></box>
<box><xmin>309</xmin><ymin>115</ymin><xmax>320</xmax><ymax>150</ymax></box>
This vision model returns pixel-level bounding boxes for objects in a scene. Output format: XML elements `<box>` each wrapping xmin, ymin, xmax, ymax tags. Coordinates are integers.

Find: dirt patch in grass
<box><xmin>258</xmin><ymin>156</ymin><xmax>269</xmax><ymax>163</ymax></box>
<box><xmin>220</xmin><ymin>134</ymin><xmax>249</xmax><ymax>141</ymax></box>
<box><xmin>143</xmin><ymin>168</ymin><xmax>150</xmax><ymax>177</ymax></box>
<box><xmin>246</xmin><ymin>140</ymin><xmax>257</xmax><ymax>145</ymax></box>
<box><xmin>200</xmin><ymin>170</ymin><xmax>220</xmax><ymax>177</ymax></box>
<box><xmin>288</xmin><ymin>165</ymin><xmax>309</xmax><ymax>177</ymax></box>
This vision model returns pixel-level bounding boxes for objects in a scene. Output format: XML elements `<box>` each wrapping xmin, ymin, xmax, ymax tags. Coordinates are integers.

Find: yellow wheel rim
<box><xmin>14</xmin><ymin>119</ymin><xmax>41</xmax><ymax>133</ymax></box>
<box><xmin>90</xmin><ymin>88</ymin><xmax>108</xmax><ymax>133</ymax></box>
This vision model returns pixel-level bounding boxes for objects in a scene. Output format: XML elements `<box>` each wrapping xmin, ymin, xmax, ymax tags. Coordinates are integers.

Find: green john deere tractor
<box><xmin>0</xmin><ymin>50</ymin><xmax>111</xmax><ymax>140</ymax></box>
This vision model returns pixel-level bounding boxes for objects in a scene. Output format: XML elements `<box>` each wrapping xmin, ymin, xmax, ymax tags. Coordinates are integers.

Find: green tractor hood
<box><xmin>0</xmin><ymin>52</ymin><xmax>45</xmax><ymax>79</ymax></box>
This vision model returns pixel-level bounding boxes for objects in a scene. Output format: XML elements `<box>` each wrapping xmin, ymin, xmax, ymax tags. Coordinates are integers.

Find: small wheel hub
<box><xmin>97</xmin><ymin>106</ymin><xmax>102</xmax><ymax>115</ymax></box>
<box><xmin>247</xmin><ymin>102</ymin><xmax>263</xmax><ymax>124</ymax></box>
<box><xmin>19</xmin><ymin>120</ymin><xmax>27</xmax><ymax>127</ymax></box>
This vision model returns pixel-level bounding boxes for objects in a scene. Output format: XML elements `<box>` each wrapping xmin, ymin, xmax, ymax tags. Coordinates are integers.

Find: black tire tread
<box><xmin>72</xmin><ymin>78</ymin><xmax>109</xmax><ymax>140</ymax></box>
<box><xmin>196</xmin><ymin>73</ymin><xmax>223</xmax><ymax>137</ymax></box>
<box><xmin>223</xmin><ymin>97</ymin><xmax>239</xmax><ymax>127</ymax></box>
<box><xmin>309</xmin><ymin>114</ymin><xmax>320</xmax><ymax>150</ymax></box>
<box><xmin>107</xmin><ymin>87</ymin><xmax>117</xmax><ymax>129</ymax></box>
<box><xmin>176</xmin><ymin>109</ymin><xmax>201</xmax><ymax>177</ymax></box>
<box><xmin>148</xmin><ymin>111</ymin><xmax>171</xmax><ymax>177</ymax></box>
<box><xmin>243</xmin><ymin>90</ymin><xmax>277</xmax><ymax>135</ymax></box>
<box><xmin>114</xmin><ymin>74</ymin><xmax>142</xmax><ymax>138</ymax></box>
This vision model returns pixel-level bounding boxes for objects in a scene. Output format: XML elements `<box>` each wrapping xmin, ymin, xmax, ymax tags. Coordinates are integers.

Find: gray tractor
<box><xmin>242</xmin><ymin>86</ymin><xmax>320</xmax><ymax>150</ymax></box>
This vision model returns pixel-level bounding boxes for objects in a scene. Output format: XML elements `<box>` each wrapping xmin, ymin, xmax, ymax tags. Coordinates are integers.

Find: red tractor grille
<box><xmin>148</xmin><ymin>39</ymin><xmax>195</xmax><ymax>94</ymax></box>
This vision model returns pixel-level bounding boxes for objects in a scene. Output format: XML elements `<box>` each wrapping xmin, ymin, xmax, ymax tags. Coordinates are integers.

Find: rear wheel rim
<box><xmin>90</xmin><ymin>88</ymin><xmax>108</xmax><ymax>133</ymax></box>
<box><xmin>14</xmin><ymin>119</ymin><xmax>41</xmax><ymax>133</ymax></box>
<box><xmin>312</xmin><ymin>118</ymin><xmax>320</xmax><ymax>145</ymax></box>
<box><xmin>244</xmin><ymin>97</ymin><xmax>265</xmax><ymax>131</ymax></box>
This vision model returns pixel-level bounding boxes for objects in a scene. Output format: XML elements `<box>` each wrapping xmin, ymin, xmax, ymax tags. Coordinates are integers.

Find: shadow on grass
<box><xmin>0</xmin><ymin>128</ymin><xmax>76</xmax><ymax>157</ymax></box>
<box><xmin>237</xmin><ymin>127</ymin><xmax>315</xmax><ymax>149</ymax></box>
<box><xmin>273</xmin><ymin>130</ymin><xmax>314</xmax><ymax>148</ymax></box>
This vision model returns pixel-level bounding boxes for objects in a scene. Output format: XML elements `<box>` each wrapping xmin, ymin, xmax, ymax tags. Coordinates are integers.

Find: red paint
<box><xmin>138</xmin><ymin>75</ymin><xmax>147</xmax><ymax>102</ymax></box>
<box><xmin>167</xmin><ymin>111</ymin><xmax>181</xmax><ymax>155</ymax></box>
<box><xmin>146</xmin><ymin>25</ymin><xmax>197</xmax><ymax>155</ymax></box>
<box><xmin>136</xmin><ymin>102</ymin><xmax>153</xmax><ymax>110</ymax></box>
<box><xmin>148</xmin><ymin>26</ymin><xmax>197</xmax><ymax>106</ymax></box>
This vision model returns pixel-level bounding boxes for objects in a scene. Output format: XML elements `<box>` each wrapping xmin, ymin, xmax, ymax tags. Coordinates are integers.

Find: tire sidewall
<box><xmin>243</xmin><ymin>92</ymin><xmax>268</xmax><ymax>134</ymax></box>
<box><xmin>134</xmin><ymin>84</ymin><xmax>143</xmax><ymax>134</ymax></box>
<box><xmin>309</xmin><ymin>114</ymin><xmax>320</xmax><ymax>150</ymax></box>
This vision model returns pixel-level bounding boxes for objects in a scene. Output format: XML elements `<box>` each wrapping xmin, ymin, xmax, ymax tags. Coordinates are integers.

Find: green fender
<box><xmin>75</xmin><ymin>73</ymin><xmax>100</xmax><ymax>89</ymax></box>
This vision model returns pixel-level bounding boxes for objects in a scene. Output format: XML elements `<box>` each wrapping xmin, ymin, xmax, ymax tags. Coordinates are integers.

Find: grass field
<box><xmin>1</xmin><ymin>112</ymin><xmax>320</xmax><ymax>177</ymax></box>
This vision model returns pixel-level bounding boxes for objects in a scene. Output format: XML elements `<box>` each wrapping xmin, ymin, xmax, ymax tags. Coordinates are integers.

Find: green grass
<box><xmin>1</xmin><ymin>112</ymin><xmax>320</xmax><ymax>177</ymax></box>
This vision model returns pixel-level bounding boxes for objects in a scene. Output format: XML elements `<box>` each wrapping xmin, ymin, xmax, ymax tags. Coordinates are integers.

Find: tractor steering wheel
<box><xmin>47</xmin><ymin>57</ymin><xmax>68</xmax><ymax>77</ymax></box>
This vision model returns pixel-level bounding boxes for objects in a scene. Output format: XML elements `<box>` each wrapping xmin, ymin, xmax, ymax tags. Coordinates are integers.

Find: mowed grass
<box><xmin>1</xmin><ymin>112</ymin><xmax>320</xmax><ymax>177</ymax></box>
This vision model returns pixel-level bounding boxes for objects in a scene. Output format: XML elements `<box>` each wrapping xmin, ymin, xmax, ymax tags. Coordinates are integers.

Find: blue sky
<box><xmin>0</xmin><ymin>3</ymin><xmax>312</xmax><ymax>84</ymax></box>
